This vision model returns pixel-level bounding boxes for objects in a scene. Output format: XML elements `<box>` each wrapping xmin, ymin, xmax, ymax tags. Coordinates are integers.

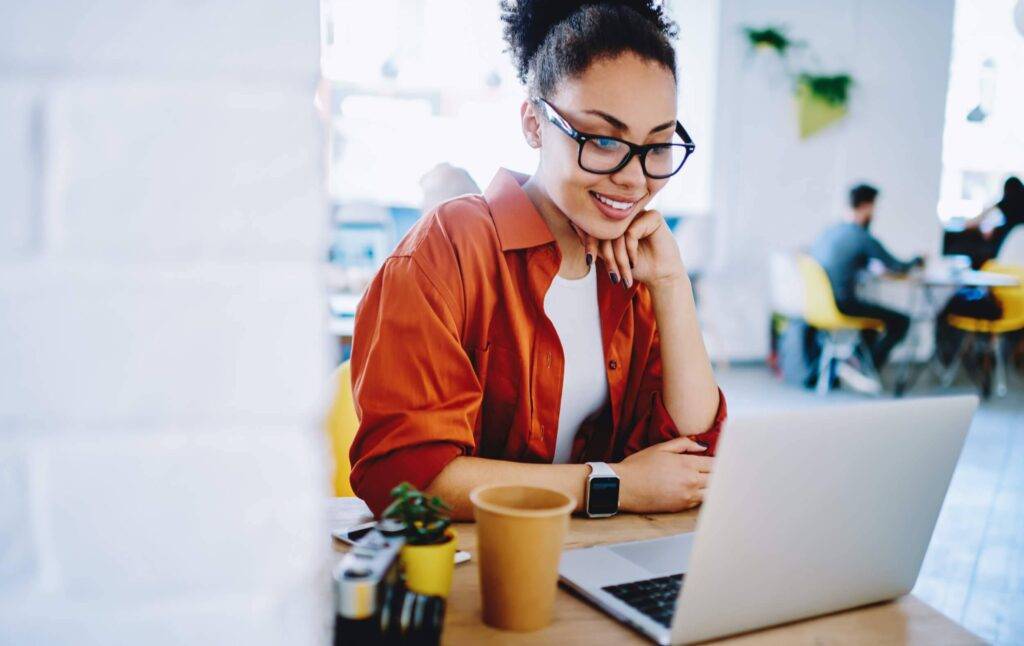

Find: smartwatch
<box><xmin>585</xmin><ymin>462</ymin><xmax>620</xmax><ymax>518</ymax></box>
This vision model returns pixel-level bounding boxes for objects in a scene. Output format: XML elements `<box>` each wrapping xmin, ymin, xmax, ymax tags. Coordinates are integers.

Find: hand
<box><xmin>571</xmin><ymin>210</ymin><xmax>686</xmax><ymax>289</ymax></box>
<box><xmin>614</xmin><ymin>436</ymin><xmax>713</xmax><ymax>513</ymax></box>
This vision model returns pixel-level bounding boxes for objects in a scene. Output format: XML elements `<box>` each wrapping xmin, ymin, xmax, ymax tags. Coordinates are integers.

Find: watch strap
<box><xmin>587</xmin><ymin>462</ymin><xmax>617</xmax><ymax>478</ymax></box>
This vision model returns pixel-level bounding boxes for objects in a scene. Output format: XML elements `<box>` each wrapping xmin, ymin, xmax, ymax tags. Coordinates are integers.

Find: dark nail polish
<box><xmin>586</xmin><ymin>253</ymin><xmax>593</xmax><ymax>266</ymax></box>
<box><xmin>695</xmin><ymin>441</ymin><xmax>709</xmax><ymax>448</ymax></box>
<box><xmin>610</xmin><ymin>273</ymin><xmax>619</xmax><ymax>284</ymax></box>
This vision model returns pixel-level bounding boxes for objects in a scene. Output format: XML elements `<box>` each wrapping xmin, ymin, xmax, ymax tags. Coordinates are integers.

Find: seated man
<box><xmin>809</xmin><ymin>184</ymin><xmax>923</xmax><ymax>389</ymax></box>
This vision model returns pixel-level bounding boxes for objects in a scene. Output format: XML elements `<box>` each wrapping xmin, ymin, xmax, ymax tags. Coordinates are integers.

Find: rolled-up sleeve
<box><xmin>628</xmin><ymin>389</ymin><xmax>728</xmax><ymax>456</ymax></box>
<box><xmin>623</xmin><ymin>326</ymin><xmax>727</xmax><ymax>457</ymax></box>
<box><xmin>348</xmin><ymin>255</ymin><xmax>479</xmax><ymax>516</ymax></box>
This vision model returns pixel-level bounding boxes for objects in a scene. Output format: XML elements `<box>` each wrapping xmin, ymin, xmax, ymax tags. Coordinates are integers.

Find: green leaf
<box><xmin>797</xmin><ymin>73</ymin><xmax>853</xmax><ymax>107</ymax></box>
<box><xmin>743</xmin><ymin>26</ymin><xmax>795</xmax><ymax>55</ymax></box>
<box><xmin>384</xmin><ymin>481</ymin><xmax>452</xmax><ymax>544</ymax></box>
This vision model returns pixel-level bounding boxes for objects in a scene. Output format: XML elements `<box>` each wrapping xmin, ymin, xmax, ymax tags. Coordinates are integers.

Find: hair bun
<box><xmin>500</xmin><ymin>0</ymin><xmax>675</xmax><ymax>85</ymax></box>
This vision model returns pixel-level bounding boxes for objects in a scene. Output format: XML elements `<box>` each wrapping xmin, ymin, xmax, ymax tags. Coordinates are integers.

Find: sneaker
<box><xmin>836</xmin><ymin>361</ymin><xmax>883</xmax><ymax>395</ymax></box>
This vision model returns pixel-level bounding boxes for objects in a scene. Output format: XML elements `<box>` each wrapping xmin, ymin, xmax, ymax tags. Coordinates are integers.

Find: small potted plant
<box><xmin>794</xmin><ymin>73</ymin><xmax>853</xmax><ymax>138</ymax></box>
<box><xmin>743</xmin><ymin>26</ymin><xmax>798</xmax><ymax>56</ymax></box>
<box><xmin>383</xmin><ymin>482</ymin><xmax>457</xmax><ymax>598</ymax></box>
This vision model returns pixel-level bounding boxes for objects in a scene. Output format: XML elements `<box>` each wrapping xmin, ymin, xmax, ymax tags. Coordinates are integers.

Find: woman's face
<box><xmin>526</xmin><ymin>52</ymin><xmax>679</xmax><ymax>241</ymax></box>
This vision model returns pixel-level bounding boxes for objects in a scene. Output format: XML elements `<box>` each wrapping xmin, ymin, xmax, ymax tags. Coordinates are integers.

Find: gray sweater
<box><xmin>809</xmin><ymin>222</ymin><xmax>915</xmax><ymax>302</ymax></box>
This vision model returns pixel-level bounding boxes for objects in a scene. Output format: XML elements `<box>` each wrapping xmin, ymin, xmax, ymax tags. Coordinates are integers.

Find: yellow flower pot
<box><xmin>795</xmin><ymin>81</ymin><xmax>848</xmax><ymax>139</ymax></box>
<box><xmin>400</xmin><ymin>528</ymin><xmax>457</xmax><ymax>598</ymax></box>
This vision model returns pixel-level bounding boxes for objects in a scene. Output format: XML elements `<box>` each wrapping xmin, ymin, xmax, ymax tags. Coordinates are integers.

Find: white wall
<box><xmin>0</xmin><ymin>2</ymin><xmax>332</xmax><ymax>644</ymax></box>
<box><xmin>702</xmin><ymin>0</ymin><xmax>955</xmax><ymax>360</ymax></box>
<box><xmin>655</xmin><ymin>0</ymin><xmax>720</xmax><ymax>217</ymax></box>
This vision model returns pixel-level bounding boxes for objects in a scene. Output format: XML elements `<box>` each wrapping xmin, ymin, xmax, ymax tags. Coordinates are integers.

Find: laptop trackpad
<box><xmin>609</xmin><ymin>533</ymin><xmax>695</xmax><ymax>576</ymax></box>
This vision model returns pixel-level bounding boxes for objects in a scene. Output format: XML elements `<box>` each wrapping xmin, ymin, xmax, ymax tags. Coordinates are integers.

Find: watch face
<box><xmin>587</xmin><ymin>477</ymin><xmax>620</xmax><ymax>516</ymax></box>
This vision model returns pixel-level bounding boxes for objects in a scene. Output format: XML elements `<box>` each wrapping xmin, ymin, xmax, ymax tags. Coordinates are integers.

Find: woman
<box><xmin>349</xmin><ymin>0</ymin><xmax>725</xmax><ymax>519</ymax></box>
<box><xmin>959</xmin><ymin>176</ymin><xmax>1024</xmax><ymax>268</ymax></box>
<box><xmin>936</xmin><ymin>176</ymin><xmax>1024</xmax><ymax>365</ymax></box>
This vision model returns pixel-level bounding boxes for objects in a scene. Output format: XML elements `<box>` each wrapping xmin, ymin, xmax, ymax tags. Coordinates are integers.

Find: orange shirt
<box><xmin>349</xmin><ymin>168</ymin><xmax>726</xmax><ymax>515</ymax></box>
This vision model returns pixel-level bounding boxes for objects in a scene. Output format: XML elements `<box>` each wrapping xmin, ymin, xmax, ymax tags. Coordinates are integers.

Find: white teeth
<box><xmin>594</xmin><ymin>192</ymin><xmax>635</xmax><ymax>210</ymax></box>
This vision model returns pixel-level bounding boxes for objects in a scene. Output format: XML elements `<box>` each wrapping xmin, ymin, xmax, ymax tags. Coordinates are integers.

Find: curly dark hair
<box><xmin>499</xmin><ymin>0</ymin><xmax>679</xmax><ymax>98</ymax></box>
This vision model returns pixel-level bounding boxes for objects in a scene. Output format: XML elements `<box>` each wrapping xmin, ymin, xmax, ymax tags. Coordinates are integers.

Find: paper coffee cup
<box><xmin>469</xmin><ymin>484</ymin><xmax>576</xmax><ymax>631</ymax></box>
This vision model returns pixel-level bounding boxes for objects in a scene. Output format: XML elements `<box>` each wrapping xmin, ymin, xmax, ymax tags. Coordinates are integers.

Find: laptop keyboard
<box><xmin>602</xmin><ymin>573</ymin><xmax>684</xmax><ymax>627</ymax></box>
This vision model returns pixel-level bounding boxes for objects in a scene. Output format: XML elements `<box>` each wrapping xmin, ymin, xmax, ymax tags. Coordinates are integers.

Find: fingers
<box><xmin>684</xmin><ymin>472</ymin><xmax>708</xmax><ymax>509</ymax></box>
<box><xmin>687</xmin><ymin>490</ymin><xmax>705</xmax><ymax>509</ymax></box>
<box><xmin>624</xmin><ymin>230</ymin><xmax>639</xmax><ymax>272</ymax></box>
<box><xmin>685</xmin><ymin>456</ymin><xmax>714</xmax><ymax>473</ymax></box>
<box><xmin>682</xmin><ymin>441</ymin><xmax>710</xmax><ymax>455</ymax></box>
<box><xmin>590</xmin><ymin>209</ymin><xmax>666</xmax><ymax>286</ymax></box>
<box><xmin>613</xmin><ymin>237</ymin><xmax>632</xmax><ymax>287</ymax></box>
<box><xmin>626</xmin><ymin>209</ymin><xmax>663</xmax><ymax>239</ymax></box>
<box><xmin>600</xmin><ymin>239</ymin><xmax>620</xmax><ymax>285</ymax></box>
<box><xmin>653</xmin><ymin>436</ymin><xmax>709</xmax><ymax>454</ymax></box>
<box><xmin>569</xmin><ymin>221</ymin><xmax>598</xmax><ymax>268</ymax></box>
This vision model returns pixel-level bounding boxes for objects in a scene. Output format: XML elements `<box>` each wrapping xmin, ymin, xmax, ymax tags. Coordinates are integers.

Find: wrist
<box><xmin>611</xmin><ymin>462</ymin><xmax>637</xmax><ymax>513</ymax></box>
<box><xmin>647</xmin><ymin>272</ymin><xmax>690</xmax><ymax>299</ymax></box>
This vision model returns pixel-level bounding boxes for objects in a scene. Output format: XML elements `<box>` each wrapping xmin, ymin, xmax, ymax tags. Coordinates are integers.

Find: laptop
<box><xmin>559</xmin><ymin>396</ymin><xmax>977</xmax><ymax>644</ymax></box>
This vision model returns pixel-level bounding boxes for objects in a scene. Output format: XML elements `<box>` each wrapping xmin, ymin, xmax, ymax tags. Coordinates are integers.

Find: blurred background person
<box><xmin>809</xmin><ymin>183</ymin><xmax>923</xmax><ymax>391</ymax></box>
<box><xmin>962</xmin><ymin>175</ymin><xmax>1024</xmax><ymax>262</ymax></box>
<box><xmin>419</xmin><ymin>162</ymin><xmax>482</xmax><ymax>212</ymax></box>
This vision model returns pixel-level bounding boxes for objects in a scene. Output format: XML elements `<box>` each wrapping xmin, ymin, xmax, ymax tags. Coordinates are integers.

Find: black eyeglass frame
<box><xmin>531</xmin><ymin>97</ymin><xmax>696</xmax><ymax>179</ymax></box>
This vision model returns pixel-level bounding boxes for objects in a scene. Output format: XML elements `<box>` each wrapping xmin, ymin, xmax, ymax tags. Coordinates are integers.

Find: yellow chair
<box><xmin>944</xmin><ymin>262</ymin><xmax>1024</xmax><ymax>397</ymax></box>
<box><xmin>797</xmin><ymin>255</ymin><xmax>885</xmax><ymax>394</ymax></box>
<box><xmin>326</xmin><ymin>361</ymin><xmax>358</xmax><ymax>496</ymax></box>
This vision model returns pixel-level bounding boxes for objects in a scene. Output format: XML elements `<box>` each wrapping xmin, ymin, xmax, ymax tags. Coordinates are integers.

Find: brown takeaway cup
<box><xmin>469</xmin><ymin>484</ymin><xmax>576</xmax><ymax>631</ymax></box>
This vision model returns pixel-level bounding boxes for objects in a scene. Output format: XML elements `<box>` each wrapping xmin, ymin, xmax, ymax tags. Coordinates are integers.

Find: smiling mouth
<box><xmin>590</xmin><ymin>191</ymin><xmax>640</xmax><ymax>210</ymax></box>
<box><xmin>589</xmin><ymin>190</ymin><xmax>645</xmax><ymax>220</ymax></box>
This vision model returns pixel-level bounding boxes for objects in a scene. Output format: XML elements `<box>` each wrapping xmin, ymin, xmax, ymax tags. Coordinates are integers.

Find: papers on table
<box><xmin>327</xmin><ymin>497</ymin><xmax>373</xmax><ymax>537</ymax></box>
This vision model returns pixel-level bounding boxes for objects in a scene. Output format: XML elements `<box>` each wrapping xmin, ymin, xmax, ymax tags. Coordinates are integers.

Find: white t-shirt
<box><xmin>543</xmin><ymin>267</ymin><xmax>610</xmax><ymax>463</ymax></box>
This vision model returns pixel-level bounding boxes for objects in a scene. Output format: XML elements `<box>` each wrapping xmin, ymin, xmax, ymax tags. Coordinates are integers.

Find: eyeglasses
<box><xmin>531</xmin><ymin>97</ymin><xmax>695</xmax><ymax>180</ymax></box>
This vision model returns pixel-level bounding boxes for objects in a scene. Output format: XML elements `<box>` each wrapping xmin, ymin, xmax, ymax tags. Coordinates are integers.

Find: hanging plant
<box><xmin>795</xmin><ymin>74</ymin><xmax>853</xmax><ymax>139</ymax></box>
<box><xmin>797</xmin><ymin>73</ymin><xmax>853</xmax><ymax>107</ymax></box>
<box><xmin>742</xmin><ymin>23</ymin><xmax>856</xmax><ymax>139</ymax></box>
<box><xmin>743</xmin><ymin>26</ymin><xmax>797</xmax><ymax>55</ymax></box>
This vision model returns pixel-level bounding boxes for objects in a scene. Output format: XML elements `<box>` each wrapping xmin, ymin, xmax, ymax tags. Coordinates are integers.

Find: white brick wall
<box><xmin>0</xmin><ymin>2</ymin><xmax>332</xmax><ymax>644</ymax></box>
<box><xmin>0</xmin><ymin>2</ymin><xmax>314</xmax><ymax>77</ymax></box>
<box><xmin>47</xmin><ymin>83</ymin><xmax>323</xmax><ymax>261</ymax></box>
<box><xmin>0</xmin><ymin>83</ymin><xmax>41</xmax><ymax>257</ymax></box>
<box><xmin>0</xmin><ymin>263</ymin><xmax>327</xmax><ymax>424</ymax></box>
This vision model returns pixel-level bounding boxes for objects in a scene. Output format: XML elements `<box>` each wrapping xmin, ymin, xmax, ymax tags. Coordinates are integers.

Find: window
<box><xmin>937</xmin><ymin>0</ymin><xmax>1024</xmax><ymax>222</ymax></box>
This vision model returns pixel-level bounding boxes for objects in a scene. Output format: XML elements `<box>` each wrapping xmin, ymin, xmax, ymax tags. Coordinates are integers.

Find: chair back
<box><xmin>983</xmin><ymin>261</ymin><xmax>1024</xmax><ymax>322</ymax></box>
<box><xmin>998</xmin><ymin>226</ymin><xmax>1024</xmax><ymax>264</ymax></box>
<box><xmin>326</xmin><ymin>361</ymin><xmax>358</xmax><ymax>497</ymax></box>
<box><xmin>797</xmin><ymin>254</ymin><xmax>845</xmax><ymax>329</ymax></box>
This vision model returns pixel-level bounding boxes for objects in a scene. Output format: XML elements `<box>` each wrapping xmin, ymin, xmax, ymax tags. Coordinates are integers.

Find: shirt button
<box><xmin>608</xmin><ymin>360</ymin><xmax>618</xmax><ymax>370</ymax></box>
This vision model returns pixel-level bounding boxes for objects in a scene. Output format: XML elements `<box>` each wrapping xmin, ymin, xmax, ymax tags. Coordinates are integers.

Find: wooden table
<box><xmin>335</xmin><ymin>509</ymin><xmax>984</xmax><ymax>645</ymax></box>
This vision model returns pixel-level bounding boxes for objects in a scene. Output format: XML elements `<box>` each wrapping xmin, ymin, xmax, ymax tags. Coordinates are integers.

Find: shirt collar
<box><xmin>483</xmin><ymin>168</ymin><xmax>556</xmax><ymax>251</ymax></box>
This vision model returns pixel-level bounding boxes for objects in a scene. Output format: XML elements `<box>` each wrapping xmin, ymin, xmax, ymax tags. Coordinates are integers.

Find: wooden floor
<box><xmin>717</xmin><ymin>364</ymin><xmax>1024</xmax><ymax>645</ymax></box>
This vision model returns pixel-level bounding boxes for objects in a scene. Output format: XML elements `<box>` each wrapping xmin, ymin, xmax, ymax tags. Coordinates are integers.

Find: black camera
<box><xmin>333</xmin><ymin>519</ymin><xmax>445</xmax><ymax>646</ymax></box>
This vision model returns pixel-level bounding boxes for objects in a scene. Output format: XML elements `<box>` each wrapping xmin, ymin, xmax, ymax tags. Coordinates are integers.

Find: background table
<box><xmin>332</xmin><ymin>504</ymin><xmax>983</xmax><ymax>644</ymax></box>
<box><xmin>871</xmin><ymin>267</ymin><xmax>1021</xmax><ymax>395</ymax></box>
<box><xmin>918</xmin><ymin>268</ymin><xmax>1020</xmax><ymax>288</ymax></box>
